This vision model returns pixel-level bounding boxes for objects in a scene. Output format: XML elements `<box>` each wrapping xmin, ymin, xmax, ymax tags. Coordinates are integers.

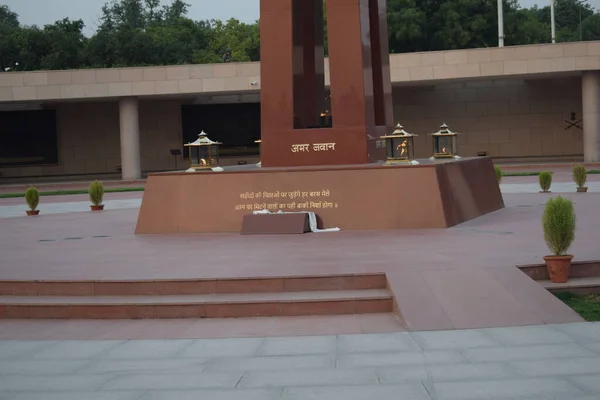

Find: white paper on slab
<box><xmin>252</xmin><ymin>209</ymin><xmax>341</xmax><ymax>233</ymax></box>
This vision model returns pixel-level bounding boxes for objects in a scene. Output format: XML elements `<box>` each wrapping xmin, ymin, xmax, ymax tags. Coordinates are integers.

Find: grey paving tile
<box><xmin>182</xmin><ymin>338</ymin><xmax>264</xmax><ymax>358</ymax></box>
<box><xmin>569</xmin><ymin>374</ymin><xmax>600</xmax><ymax>393</ymax></box>
<box><xmin>239</xmin><ymin>368</ymin><xmax>378</xmax><ymax>388</ymax></box>
<box><xmin>140</xmin><ymin>388</ymin><xmax>283</xmax><ymax>400</ymax></box>
<box><xmin>336</xmin><ymin>350</ymin><xmax>465</xmax><ymax>369</ymax></box>
<box><xmin>0</xmin><ymin>375</ymin><xmax>111</xmax><ymax>392</ymax></box>
<box><xmin>461</xmin><ymin>343</ymin><xmax>593</xmax><ymax>363</ymax></box>
<box><xmin>337</xmin><ymin>332</ymin><xmax>421</xmax><ymax>354</ymax></box>
<box><xmin>478</xmin><ymin>325</ymin><xmax>573</xmax><ymax>346</ymax></box>
<box><xmin>9</xmin><ymin>391</ymin><xmax>144</xmax><ymax>400</ymax></box>
<box><xmin>29</xmin><ymin>340</ymin><xmax>124</xmax><ymax>360</ymax></box>
<box><xmin>205</xmin><ymin>355</ymin><xmax>335</xmax><ymax>372</ymax></box>
<box><xmin>427</xmin><ymin>363</ymin><xmax>516</xmax><ymax>382</ymax></box>
<box><xmin>0</xmin><ymin>360</ymin><xmax>89</xmax><ymax>375</ymax></box>
<box><xmin>100</xmin><ymin>371</ymin><xmax>243</xmax><ymax>390</ymax></box>
<box><xmin>0</xmin><ymin>199</ymin><xmax>142</xmax><ymax>218</ymax></box>
<box><xmin>580</xmin><ymin>341</ymin><xmax>600</xmax><ymax>354</ymax></box>
<box><xmin>511</xmin><ymin>357</ymin><xmax>600</xmax><ymax>377</ymax></box>
<box><xmin>100</xmin><ymin>340</ymin><xmax>193</xmax><ymax>359</ymax></box>
<box><xmin>433</xmin><ymin>377</ymin><xmax>585</xmax><ymax>400</ymax></box>
<box><xmin>553</xmin><ymin>322</ymin><xmax>600</xmax><ymax>342</ymax></box>
<box><xmin>375</xmin><ymin>365</ymin><xmax>429</xmax><ymax>384</ymax></box>
<box><xmin>80</xmin><ymin>358</ymin><xmax>209</xmax><ymax>374</ymax></box>
<box><xmin>257</xmin><ymin>336</ymin><xmax>335</xmax><ymax>356</ymax></box>
<box><xmin>282</xmin><ymin>384</ymin><xmax>433</xmax><ymax>400</ymax></box>
<box><xmin>0</xmin><ymin>341</ymin><xmax>56</xmax><ymax>360</ymax></box>
<box><xmin>411</xmin><ymin>330</ymin><xmax>500</xmax><ymax>350</ymax></box>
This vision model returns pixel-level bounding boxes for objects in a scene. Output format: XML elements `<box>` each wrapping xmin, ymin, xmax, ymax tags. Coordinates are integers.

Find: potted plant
<box><xmin>494</xmin><ymin>165</ymin><xmax>502</xmax><ymax>184</ymax></box>
<box><xmin>539</xmin><ymin>171</ymin><xmax>552</xmax><ymax>193</ymax></box>
<box><xmin>24</xmin><ymin>187</ymin><xmax>40</xmax><ymax>216</ymax></box>
<box><xmin>572</xmin><ymin>164</ymin><xmax>587</xmax><ymax>193</ymax></box>
<box><xmin>542</xmin><ymin>196</ymin><xmax>576</xmax><ymax>283</ymax></box>
<box><xmin>89</xmin><ymin>180</ymin><xmax>105</xmax><ymax>211</ymax></box>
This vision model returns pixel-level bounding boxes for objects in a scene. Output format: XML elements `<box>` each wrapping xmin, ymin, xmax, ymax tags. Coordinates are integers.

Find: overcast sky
<box><xmin>2</xmin><ymin>0</ymin><xmax>599</xmax><ymax>36</ymax></box>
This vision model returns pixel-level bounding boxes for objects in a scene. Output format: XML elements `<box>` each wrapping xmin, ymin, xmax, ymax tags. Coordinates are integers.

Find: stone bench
<box><xmin>240</xmin><ymin>213</ymin><xmax>311</xmax><ymax>235</ymax></box>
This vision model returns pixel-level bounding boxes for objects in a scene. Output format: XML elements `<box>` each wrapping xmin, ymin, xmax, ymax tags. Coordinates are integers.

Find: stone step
<box><xmin>0</xmin><ymin>273</ymin><xmax>387</xmax><ymax>296</ymax></box>
<box><xmin>518</xmin><ymin>261</ymin><xmax>600</xmax><ymax>281</ymax></box>
<box><xmin>541</xmin><ymin>277</ymin><xmax>600</xmax><ymax>295</ymax></box>
<box><xmin>0</xmin><ymin>289</ymin><xmax>393</xmax><ymax>319</ymax></box>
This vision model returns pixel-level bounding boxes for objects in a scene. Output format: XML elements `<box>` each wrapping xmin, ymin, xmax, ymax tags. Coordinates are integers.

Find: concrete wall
<box><xmin>0</xmin><ymin>76</ymin><xmax>583</xmax><ymax>180</ymax></box>
<box><xmin>395</xmin><ymin>77</ymin><xmax>583</xmax><ymax>159</ymax></box>
<box><xmin>1</xmin><ymin>42</ymin><xmax>599</xmax><ymax>103</ymax></box>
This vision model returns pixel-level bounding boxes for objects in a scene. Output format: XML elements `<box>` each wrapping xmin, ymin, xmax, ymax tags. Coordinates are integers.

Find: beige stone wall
<box><xmin>393</xmin><ymin>77</ymin><xmax>583</xmax><ymax>159</ymax></box>
<box><xmin>0</xmin><ymin>76</ymin><xmax>584</xmax><ymax>180</ymax></box>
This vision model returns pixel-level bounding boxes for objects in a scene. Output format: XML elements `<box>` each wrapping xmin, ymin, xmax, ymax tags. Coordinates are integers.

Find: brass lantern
<box><xmin>255</xmin><ymin>139</ymin><xmax>262</xmax><ymax>167</ymax></box>
<box><xmin>380</xmin><ymin>123</ymin><xmax>419</xmax><ymax>165</ymax></box>
<box><xmin>430</xmin><ymin>123</ymin><xmax>460</xmax><ymax>160</ymax></box>
<box><xmin>184</xmin><ymin>130</ymin><xmax>222</xmax><ymax>172</ymax></box>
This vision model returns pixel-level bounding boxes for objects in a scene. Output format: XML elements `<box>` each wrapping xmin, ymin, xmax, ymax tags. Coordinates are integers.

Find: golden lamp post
<box><xmin>380</xmin><ymin>123</ymin><xmax>419</xmax><ymax>165</ymax></box>
<box><xmin>184</xmin><ymin>130</ymin><xmax>223</xmax><ymax>172</ymax></box>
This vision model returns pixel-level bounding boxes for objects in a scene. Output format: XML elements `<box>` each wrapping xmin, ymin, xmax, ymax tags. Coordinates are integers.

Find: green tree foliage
<box><xmin>0</xmin><ymin>0</ymin><xmax>599</xmax><ymax>72</ymax></box>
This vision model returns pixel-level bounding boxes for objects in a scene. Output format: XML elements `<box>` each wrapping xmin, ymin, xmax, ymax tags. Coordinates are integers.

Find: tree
<box><xmin>0</xmin><ymin>5</ymin><xmax>19</xmax><ymax>29</ymax></box>
<box><xmin>1</xmin><ymin>0</ymin><xmax>600</xmax><ymax>72</ymax></box>
<box><xmin>40</xmin><ymin>18</ymin><xmax>87</xmax><ymax>70</ymax></box>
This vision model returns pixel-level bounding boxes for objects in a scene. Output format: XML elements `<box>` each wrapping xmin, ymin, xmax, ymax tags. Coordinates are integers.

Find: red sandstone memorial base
<box><xmin>135</xmin><ymin>157</ymin><xmax>504</xmax><ymax>234</ymax></box>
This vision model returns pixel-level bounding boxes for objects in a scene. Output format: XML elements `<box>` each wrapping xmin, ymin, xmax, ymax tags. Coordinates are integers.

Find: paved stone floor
<box><xmin>2</xmin><ymin>174</ymin><xmax>600</xmax><ymax>398</ymax></box>
<box><xmin>1</xmin><ymin>323</ymin><xmax>600</xmax><ymax>399</ymax></box>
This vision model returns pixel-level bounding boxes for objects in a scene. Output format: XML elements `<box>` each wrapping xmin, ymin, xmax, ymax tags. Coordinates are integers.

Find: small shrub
<box><xmin>494</xmin><ymin>165</ymin><xmax>502</xmax><ymax>184</ymax></box>
<box><xmin>89</xmin><ymin>180</ymin><xmax>104</xmax><ymax>206</ymax></box>
<box><xmin>543</xmin><ymin>196</ymin><xmax>576</xmax><ymax>256</ymax></box>
<box><xmin>572</xmin><ymin>164</ymin><xmax>587</xmax><ymax>188</ymax></box>
<box><xmin>539</xmin><ymin>171</ymin><xmax>552</xmax><ymax>192</ymax></box>
<box><xmin>24</xmin><ymin>187</ymin><xmax>39</xmax><ymax>211</ymax></box>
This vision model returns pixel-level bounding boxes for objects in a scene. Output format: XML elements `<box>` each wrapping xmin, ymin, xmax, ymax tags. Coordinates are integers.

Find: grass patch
<box><xmin>0</xmin><ymin>187</ymin><xmax>145</xmax><ymax>199</ymax></box>
<box><xmin>501</xmin><ymin>171</ymin><xmax>544</xmax><ymax>177</ymax></box>
<box><xmin>500</xmin><ymin>169</ymin><xmax>599</xmax><ymax>177</ymax></box>
<box><xmin>554</xmin><ymin>292</ymin><xmax>600</xmax><ymax>321</ymax></box>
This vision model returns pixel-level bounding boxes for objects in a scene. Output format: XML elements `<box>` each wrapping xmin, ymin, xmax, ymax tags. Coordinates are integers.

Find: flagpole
<box><xmin>498</xmin><ymin>0</ymin><xmax>504</xmax><ymax>47</ymax></box>
<box><xmin>551</xmin><ymin>0</ymin><xmax>556</xmax><ymax>43</ymax></box>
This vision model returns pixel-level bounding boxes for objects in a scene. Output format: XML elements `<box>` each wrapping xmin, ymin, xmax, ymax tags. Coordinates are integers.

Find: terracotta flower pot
<box><xmin>544</xmin><ymin>255</ymin><xmax>573</xmax><ymax>283</ymax></box>
<box><xmin>26</xmin><ymin>210</ymin><xmax>40</xmax><ymax>216</ymax></box>
<box><xmin>90</xmin><ymin>205</ymin><xmax>104</xmax><ymax>211</ymax></box>
<box><xmin>577</xmin><ymin>187</ymin><xmax>588</xmax><ymax>193</ymax></box>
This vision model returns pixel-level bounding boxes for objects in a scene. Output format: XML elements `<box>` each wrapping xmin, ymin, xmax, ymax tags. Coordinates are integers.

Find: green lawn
<box><xmin>500</xmin><ymin>169</ymin><xmax>600</xmax><ymax>177</ymax></box>
<box><xmin>0</xmin><ymin>187</ymin><xmax>145</xmax><ymax>199</ymax></box>
<box><xmin>502</xmin><ymin>171</ymin><xmax>544</xmax><ymax>177</ymax></box>
<box><xmin>554</xmin><ymin>292</ymin><xmax>600</xmax><ymax>321</ymax></box>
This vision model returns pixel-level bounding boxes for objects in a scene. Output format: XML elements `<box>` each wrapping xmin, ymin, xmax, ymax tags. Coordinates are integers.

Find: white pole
<box><xmin>497</xmin><ymin>0</ymin><xmax>504</xmax><ymax>47</ymax></box>
<box><xmin>551</xmin><ymin>0</ymin><xmax>556</xmax><ymax>43</ymax></box>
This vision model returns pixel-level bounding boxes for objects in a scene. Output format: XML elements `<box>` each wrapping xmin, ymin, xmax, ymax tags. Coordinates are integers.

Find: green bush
<box><xmin>89</xmin><ymin>180</ymin><xmax>104</xmax><ymax>206</ymax></box>
<box><xmin>24</xmin><ymin>187</ymin><xmax>39</xmax><ymax>210</ymax></box>
<box><xmin>572</xmin><ymin>164</ymin><xmax>587</xmax><ymax>188</ymax></box>
<box><xmin>539</xmin><ymin>171</ymin><xmax>552</xmax><ymax>192</ymax></box>
<box><xmin>494</xmin><ymin>165</ymin><xmax>502</xmax><ymax>184</ymax></box>
<box><xmin>543</xmin><ymin>196</ymin><xmax>576</xmax><ymax>256</ymax></box>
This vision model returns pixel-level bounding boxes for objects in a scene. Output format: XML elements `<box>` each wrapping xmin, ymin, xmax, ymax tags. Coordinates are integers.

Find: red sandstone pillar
<box><xmin>260</xmin><ymin>0</ymin><xmax>393</xmax><ymax>167</ymax></box>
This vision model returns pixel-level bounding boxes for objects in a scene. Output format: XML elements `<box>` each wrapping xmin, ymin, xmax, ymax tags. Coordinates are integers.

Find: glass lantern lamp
<box><xmin>184</xmin><ymin>130</ymin><xmax>222</xmax><ymax>172</ymax></box>
<box><xmin>380</xmin><ymin>123</ymin><xmax>419</xmax><ymax>165</ymax></box>
<box><xmin>430</xmin><ymin>123</ymin><xmax>460</xmax><ymax>160</ymax></box>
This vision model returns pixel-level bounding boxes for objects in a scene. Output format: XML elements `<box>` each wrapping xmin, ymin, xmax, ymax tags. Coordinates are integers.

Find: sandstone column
<box><xmin>119</xmin><ymin>97</ymin><xmax>141</xmax><ymax>180</ymax></box>
<box><xmin>582</xmin><ymin>71</ymin><xmax>600</xmax><ymax>162</ymax></box>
